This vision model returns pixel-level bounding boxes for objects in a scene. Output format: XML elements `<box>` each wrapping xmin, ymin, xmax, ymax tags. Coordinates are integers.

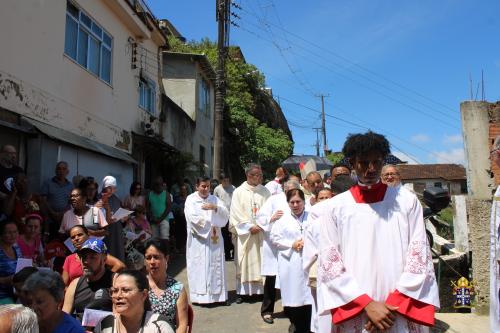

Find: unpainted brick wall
<box><xmin>489</xmin><ymin>103</ymin><xmax>500</xmax><ymax>186</ymax></box>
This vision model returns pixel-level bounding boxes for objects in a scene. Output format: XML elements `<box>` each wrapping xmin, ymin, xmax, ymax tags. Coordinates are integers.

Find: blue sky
<box><xmin>147</xmin><ymin>0</ymin><xmax>500</xmax><ymax>165</ymax></box>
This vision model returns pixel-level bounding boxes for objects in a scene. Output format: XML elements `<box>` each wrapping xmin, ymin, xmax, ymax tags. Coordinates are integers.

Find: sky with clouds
<box><xmin>147</xmin><ymin>0</ymin><xmax>500</xmax><ymax>166</ymax></box>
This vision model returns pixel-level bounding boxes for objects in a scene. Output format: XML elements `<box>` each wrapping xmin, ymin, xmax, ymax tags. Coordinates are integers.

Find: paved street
<box><xmin>168</xmin><ymin>254</ymin><xmax>289</xmax><ymax>333</ymax></box>
<box><xmin>168</xmin><ymin>254</ymin><xmax>489</xmax><ymax>333</ymax></box>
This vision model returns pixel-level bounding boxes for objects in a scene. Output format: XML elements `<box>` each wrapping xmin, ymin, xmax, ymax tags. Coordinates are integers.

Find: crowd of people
<box><xmin>0</xmin><ymin>130</ymin><xmax>438</xmax><ymax>333</ymax></box>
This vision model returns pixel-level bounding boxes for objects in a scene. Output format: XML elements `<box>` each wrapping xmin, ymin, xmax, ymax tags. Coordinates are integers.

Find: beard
<box><xmin>83</xmin><ymin>267</ymin><xmax>94</xmax><ymax>277</ymax></box>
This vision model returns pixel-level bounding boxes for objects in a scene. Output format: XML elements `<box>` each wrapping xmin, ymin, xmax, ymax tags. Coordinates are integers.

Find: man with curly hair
<box><xmin>313</xmin><ymin>131</ymin><xmax>439</xmax><ymax>332</ymax></box>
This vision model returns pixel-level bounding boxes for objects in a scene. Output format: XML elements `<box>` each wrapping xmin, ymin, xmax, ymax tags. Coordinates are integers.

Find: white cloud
<box><xmin>443</xmin><ymin>134</ymin><xmax>463</xmax><ymax>145</ymax></box>
<box><xmin>411</xmin><ymin>134</ymin><xmax>431</xmax><ymax>143</ymax></box>
<box><xmin>392</xmin><ymin>151</ymin><xmax>419</xmax><ymax>164</ymax></box>
<box><xmin>430</xmin><ymin>148</ymin><xmax>465</xmax><ymax>165</ymax></box>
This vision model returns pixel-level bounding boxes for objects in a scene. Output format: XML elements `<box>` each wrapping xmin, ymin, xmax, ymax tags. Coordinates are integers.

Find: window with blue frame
<box><xmin>198</xmin><ymin>78</ymin><xmax>211</xmax><ymax>117</ymax></box>
<box><xmin>139</xmin><ymin>77</ymin><xmax>156</xmax><ymax>115</ymax></box>
<box><xmin>64</xmin><ymin>1</ymin><xmax>112</xmax><ymax>84</ymax></box>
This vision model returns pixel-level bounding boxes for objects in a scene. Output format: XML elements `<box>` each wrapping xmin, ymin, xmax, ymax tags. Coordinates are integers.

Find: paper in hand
<box><xmin>64</xmin><ymin>237</ymin><xmax>76</xmax><ymax>253</ymax></box>
<box><xmin>82</xmin><ymin>308</ymin><xmax>113</xmax><ymax>327</ymax></box>
<box><xmin>15</xmin><ymin>258</ymin><xmax>33</xmax><ymax>273</ymax></box>
<box><xmin>111</xmin><ymin>208</ymin><xmax>133</xmax><ymax>221</ymax></box>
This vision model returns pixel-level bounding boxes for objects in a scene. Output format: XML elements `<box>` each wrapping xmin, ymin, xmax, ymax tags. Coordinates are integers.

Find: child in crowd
<box><xmin>129</xmin><ymin>205</ymin><xmax>151</xmax><ymax>235</ymax></box>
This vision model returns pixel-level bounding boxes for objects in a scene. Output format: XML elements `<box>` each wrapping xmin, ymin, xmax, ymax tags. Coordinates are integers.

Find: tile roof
<box><xmin>397</xmin><ymin>164</ymin><xmax>466</xmax><ymax>181</ymax></box>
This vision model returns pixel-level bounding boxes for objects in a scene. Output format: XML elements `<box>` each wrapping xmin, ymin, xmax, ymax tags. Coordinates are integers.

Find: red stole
<box><xmin>349</xmin><ymin>181</ymin><xmax>387</xmax><ymax>204</ymax></box>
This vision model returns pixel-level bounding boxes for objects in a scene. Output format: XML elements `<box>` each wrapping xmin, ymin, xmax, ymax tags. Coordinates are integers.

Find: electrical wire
<box><xmin>239</xmin><ymin>3</ymin><xmax>457</xmax><ymax>116</ymax></box>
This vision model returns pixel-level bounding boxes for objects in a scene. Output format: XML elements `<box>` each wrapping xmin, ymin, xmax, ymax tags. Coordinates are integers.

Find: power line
<box><xmin>238</xmin><ymin>4</ymin><xmax>457</xmax><ymax>116</ymax></box>
<box><xmin>275</xmin><ymin>94</ymin><xmax>456</xmax><ymax>164</ymax></box>
<box><xmin>236</xmin><ymin>23</ymin><xmax>459</xmax><ymax>130</ymax></box>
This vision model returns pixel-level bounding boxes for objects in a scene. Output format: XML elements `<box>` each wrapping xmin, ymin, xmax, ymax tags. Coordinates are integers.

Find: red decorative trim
<box><xmin>331</xmin><ymin>294</ymin><xmax>372</xmax><ymax>324</ymax></box>
<box><xmin>349</xmin><ymin>182</ymin><xmax>388</xmax><ymax>203</ymax></box>
<box><xmin>386</xmin><ymin>290</ymin><xmax>435</xmax><ymax>326</ymax></box>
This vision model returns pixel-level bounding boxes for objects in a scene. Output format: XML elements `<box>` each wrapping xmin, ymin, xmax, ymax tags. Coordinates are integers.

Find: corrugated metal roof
<box><xmin>23</xmin><ymin>117</ymin><xmax>137</xmax><ymax>164</ymax></box>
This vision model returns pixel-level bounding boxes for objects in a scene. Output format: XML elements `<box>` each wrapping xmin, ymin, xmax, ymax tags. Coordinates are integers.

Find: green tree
<box><xmin>326</xmin><ymin>152</ymin><xmax>345</xmax><ymax>165</ymax></box>
<box><xmin>167</xmin><ymin>36</ymin><xmax>293</xmax><ymax>178</ymax></box>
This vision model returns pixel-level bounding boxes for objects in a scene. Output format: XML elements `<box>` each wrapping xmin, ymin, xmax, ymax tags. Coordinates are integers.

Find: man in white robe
<box><xmin>257</xmin><ymin>179</ymin><xmax>301</xmax><ymax>324</ymax></box>
<box><xmin>264</xmin><ymin>167</ymin><xmax>287</xmax><ymax>195</ymax></box>
<box><xmin>304</xmin><ymin>171</ymin><xmax>324</xmax><ymax>209</ymax></box>
<box><xmin>229</xmin><ymin>163</ymin><xmax>271</xmax><ymax>302</ymax></box>
<box><xmin>317</xmin><ymin>131</ymin><xmax>439</xmax><ymax>332</ymax></box>
<box><xmin>185</xmin><ymin>176</ymin><xmax>229</xmax><ymax>304</ymax></box>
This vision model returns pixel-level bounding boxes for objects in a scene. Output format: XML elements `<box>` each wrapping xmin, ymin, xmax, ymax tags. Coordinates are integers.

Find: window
<box><xmin>434</xmin><ymin>182</ymin><xmax>442</xmax><ymax>188</ymax></box>
<box><xmin>198</xmin><ymin>78</ymin><xmax>211</xmax><ymax>117</ymax></box>
<box><xmin>199</xmin><ymin>145</ymin><xmax>206</xmax><ymax>165</ymax></box>
<box><xmin>64</xmin><ymin>1</ymin><xmax>112</xmax><ymax>84</ymax></box>
<box><xmin>139</xmin><ymin>77</ymin><xmax>156</xmax><ymax>114</ymax></box>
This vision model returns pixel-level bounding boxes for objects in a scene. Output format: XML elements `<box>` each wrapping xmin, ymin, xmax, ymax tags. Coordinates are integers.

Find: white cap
<box><xmin>101</xmin><ymin>175</ymin><xmax>117</xmax><ymax>189</ymax></box>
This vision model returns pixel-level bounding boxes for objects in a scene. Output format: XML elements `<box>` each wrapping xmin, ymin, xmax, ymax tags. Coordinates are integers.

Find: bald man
<box><xmin>0</xmin><ymin>145</ymin><xmax>23</xmax><ymax>196</ymax></box>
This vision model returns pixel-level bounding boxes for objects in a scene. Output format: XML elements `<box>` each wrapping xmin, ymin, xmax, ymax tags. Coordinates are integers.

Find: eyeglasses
<box><xmin>109</xmin><ymin>287</ymin><xmax>140</xmax><ymax>297</ymax></box>
<box><xmin>248</xmin><ymin>173</ymin><xmax>263</xmax><ymax>177</ymax></box>
<box><xmin>382</xmin><ymin>173</ymin><xmax>399</xmax><ymax>177</ymax></box>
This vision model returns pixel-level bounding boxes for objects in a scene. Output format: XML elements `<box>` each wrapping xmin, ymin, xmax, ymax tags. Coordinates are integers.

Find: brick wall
<box><xmin>489</xmin><ymin>103</ymin><xmax>500</xmax><ymax>185</ymax></box>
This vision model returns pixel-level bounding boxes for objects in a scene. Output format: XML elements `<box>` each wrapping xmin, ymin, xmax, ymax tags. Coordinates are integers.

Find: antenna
<box><xmin>481</xmin><ymin>69</ymin><xmax>485</xmax><ymax>101</ymax></box>
<box><xmin>469</xmin><ymin>73</ymin><xmax>473</xmax><ymax>100</ymax></box>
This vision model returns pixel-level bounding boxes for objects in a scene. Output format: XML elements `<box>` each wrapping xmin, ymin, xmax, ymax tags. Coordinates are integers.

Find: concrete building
<box><xmin>397</xmin><ymin>164</ymin><xmax>467</xmax><ymax>195</ymax></box>
<box><xmin>460</xmin><ymin>101</ymin><xmax>500</xmax><ymax>314</ymax></box>
<box><xmin>0</xmin><ymin>0</ymin><xmax>167</xmax><ymax>197</ymax></box>
<box><xmin>162</xmin><ymin>51</ymin><xmax>215</xmax><ymax>176</ymax></box>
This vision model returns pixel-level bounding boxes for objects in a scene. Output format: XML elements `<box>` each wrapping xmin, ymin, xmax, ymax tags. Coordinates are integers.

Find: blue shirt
<box><xmin>0</xmin><ymin>244</ymin><xmax>21</xmax><ymax>299</ymax></box>
<box><xmin>54</xmin><ymin>313</ymin><xmax>85</xmax><ymax>333</ymax></box>
<box><xmin>41</xmin><ymin>177</ymin><xmax>73</xmax><ymax>212</ymax></box>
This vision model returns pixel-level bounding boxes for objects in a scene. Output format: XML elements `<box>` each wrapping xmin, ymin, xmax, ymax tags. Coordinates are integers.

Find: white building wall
<box><xmin>0</xmin><ymin>0</ymin><xmax>162</xmax><ymax>154</ymax></box>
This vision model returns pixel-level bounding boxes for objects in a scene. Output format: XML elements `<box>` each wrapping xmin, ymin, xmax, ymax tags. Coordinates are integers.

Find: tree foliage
<box><xmin>326</xmin><ymin>152</ymin><xmax>345</xmax><ymax>165</ymax></box>
<box><xmin>167</xmin><ymin>36</ymin><xmax>293</xmax><ymax>178</ymax></box>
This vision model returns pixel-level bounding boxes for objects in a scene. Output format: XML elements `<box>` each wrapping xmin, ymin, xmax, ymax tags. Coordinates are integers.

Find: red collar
<box><xmin>349</xmin><ymin>181</ymin><xmax>388</xmax><ymax>203</ymax></box>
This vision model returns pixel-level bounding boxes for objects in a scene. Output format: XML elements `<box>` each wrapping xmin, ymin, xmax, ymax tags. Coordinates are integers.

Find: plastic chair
<box><xmin>187</xmin><ymin>304</ymin><xmax>194</xmax><ymax>333</ymax></box>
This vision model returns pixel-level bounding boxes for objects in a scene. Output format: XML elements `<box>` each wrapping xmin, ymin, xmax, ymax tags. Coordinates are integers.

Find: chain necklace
<box><xmin>293</xmin><ymin>211</ymin><xmax>306</xmax><ymax>233</ymax></box>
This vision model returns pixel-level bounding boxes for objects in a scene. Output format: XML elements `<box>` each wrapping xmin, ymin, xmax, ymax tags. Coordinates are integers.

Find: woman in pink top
<box><xmin>123</xmin><ymin>181</ymin><xmax>146</xmax><ymax>210</ymax></box>
<box><xmin>59</xmin><ymin>188</ymin><xmax>108</xmax><ymax>237</ymax></box>
<box><xmin>17</xmin><ymin>213</ymin><xmax>45</xmax><ymax>266</ymax></box>
<box><xmin>62</xmin><ymin>225</ymin><xmax>125</xmax><ymax>286</ymax></box>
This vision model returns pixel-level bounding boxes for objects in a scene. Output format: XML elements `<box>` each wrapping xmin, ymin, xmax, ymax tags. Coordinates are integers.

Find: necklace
<box><xmin>293</xmin><ymin>211</ymin><xmax>306</xmax><ymax>232</ymax></box>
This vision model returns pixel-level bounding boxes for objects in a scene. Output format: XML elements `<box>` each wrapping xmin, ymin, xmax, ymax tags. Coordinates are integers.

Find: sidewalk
<box><xmin>433</xmin><ymin>313</ymin><xmax>489</xmax><ymax>333</ymax></box>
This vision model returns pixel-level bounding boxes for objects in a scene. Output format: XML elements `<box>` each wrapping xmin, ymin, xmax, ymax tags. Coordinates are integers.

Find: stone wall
<box><xmin>466</xmin><ymin>198</ymin><xmax>492</xmax><ymax>314</ymax></box>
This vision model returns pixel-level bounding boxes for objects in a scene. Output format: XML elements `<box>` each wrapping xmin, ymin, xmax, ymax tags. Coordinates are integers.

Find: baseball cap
<box><xmin>78</xmin><ymin>238</ymin><xmax>107</xmax><ymax>254</ymax></box>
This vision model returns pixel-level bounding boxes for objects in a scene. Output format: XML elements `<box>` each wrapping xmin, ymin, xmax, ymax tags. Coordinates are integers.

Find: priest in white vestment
<box><xmin>185</xmin><ymin>176</ymin><xmax>229</xmax><ymax>304</ymax></box>
<box><xmin>257</xmin><ymin>179</ymin><xmax>300</xmax><ymax>324</ymax></box>
<box><xmin>317</xmin><ymin>131</ymin><xmax>439</xmax><ymax>333</ymax></box>
<box><xmin>264</xmin><ymin>166</ymin><xmax>287</xmax><ymax>195</ymax></box>
<box><xmin>491</xmin><ymin>135</ymin><xmax>500</xmax><ymax>332</ymax></box>
<box><xmin>271</xmin><ymin>188</ymin><xmax>313</xmax><ymax>333</ymax></box>
<box><xmin>229</xmin><ymin>163</ymin><xmax>271</xmax><ymax>300</ymax></box>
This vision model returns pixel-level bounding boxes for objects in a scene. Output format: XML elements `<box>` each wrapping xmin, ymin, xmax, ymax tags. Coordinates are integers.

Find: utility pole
<box><xmin>213</xmin><ymin>0</ymin><xmax>230</xmax><ymax>180</ymax></box>
<box><xmin>315</xmin><ymin>94</ymin><xmax>329</xmax><ymax>156</ymax></box>
<box><xmin>313</xmin><ymin>128</ymin><xmax>321</xmax><ymax>156</ymax></box>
